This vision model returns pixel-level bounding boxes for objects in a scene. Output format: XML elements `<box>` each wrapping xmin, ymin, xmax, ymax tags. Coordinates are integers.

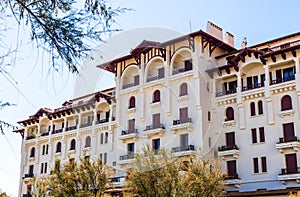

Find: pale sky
<box><xmin>1</xmin><ymin>1</ymin><xmax>300</xmax><ymax>196</ymax></box>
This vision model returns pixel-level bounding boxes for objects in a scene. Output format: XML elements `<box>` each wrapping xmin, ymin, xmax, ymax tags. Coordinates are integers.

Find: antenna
<box><xmin>189</xmin><ymin>21</ymin><xmax>192</xmax><ymax>33</ymax></box>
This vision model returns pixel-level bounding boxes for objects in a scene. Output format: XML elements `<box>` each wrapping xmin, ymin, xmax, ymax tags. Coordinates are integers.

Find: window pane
<box><xmin>261</xmin><ymin>157</ymin><xmax>267</xmax><ymax>172</ymax></box>
<box><xmin>251</xmin><ymin>128</ymin><xmax>257</xmax><ymax>144</ymax></box>
<box><xmin>259</xmin><ymin>127</ymin><xmax>265</xmax><ymax>142</ymax></box>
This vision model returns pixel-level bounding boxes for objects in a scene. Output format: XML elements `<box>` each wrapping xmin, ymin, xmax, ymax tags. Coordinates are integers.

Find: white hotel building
<box><xmin>15</xmin><ymin>22</ymin><xmax>300</xmax><ymax>196</ymax></box>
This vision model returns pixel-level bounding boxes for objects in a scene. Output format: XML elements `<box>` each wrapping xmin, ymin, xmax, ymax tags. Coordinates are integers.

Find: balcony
<box><xmin>40</xmin><ymin>132</ymin><xmax>49</xmax><ymax>137</ymax></box>
<box><xmin>171</xmin><ymin>118</ymin><xmax>193</xmax><ymax>133</ymax></box>
<box><xmin>270</xmin><ymin>76</ymin><xmax>295</xmax><ymax>85</ymax></box>
<box><xmin>216</xmin><ymin>89</ymin><xmax>236</xmax><ymax>97</ymax></box>
<box><xmin>80</xmin><ymin>122</ymin><xmax>93</xmax><ymax>128</ymax></box>
<box><xmin>119</xmin><ymin>129</ymin><xmax>138</xmax><ymax>141</ymax></box>
<box><xmin>52</xmin><ymin>129</ymin><xmax>63</xmax><ymax>135</ymax></box>
<box><xmin>172</xmin><ymin>145</ymin><xmax>196</xmax><ymax>157</ymax></box>
<box><xmin>118</xmin><ymin>153</ymin><xmax>135</xmax><ymax>165</ymax></box>
<box><xmin>224</xmin><ymin>174</ymin><xmax>241</xmax><ymax>187</ymax></box>
<box><xmin>123</xmin><ymin>82</ymin><xmax>139</xmax><ymax>89</ymax></box>
<box><xmin>23</xmin><ymin>173</ymin><xmax>34</xmax><ymax>184</ymax></box>
<box><xmin>276</xmin><ymin>137</ymin><xmax>300</xmax><ymax>153</ymax></box>
<box><xmin>217</xmin><ymin>145</ymin><xmax>239</xmax><ymax>159</ymax></box>
<box><xmin>96</xmin><ymin>119</ymin><xmax>109</xmax><ymax>124</ymax></box>
<box><xmin>65</xmin><ymin>125</ymin><xmax>77</xmax><ymax>131</ymax></box>
<box><xmin>144</xmin><ymin>124</ymin><xmax>165</xmax><ymax>137</ymax></box>
<box><xmin>147</xmin><ymin>75</ymin><xmax>164</xmax><ymax>82</ymax></box>
<box><xmin>278</xmin><ymin>167</ymin><xmax>300</xmax><ymax>183</ymax></box>
<box><xmin>242</xmin><ymin>83</ymin><xmax>264</xmax><ymax>91</ymax></box>
<box><xmin>26</xmin><ymin>135</ymin><xmax>35</xmax><ymax>140</ymax></box>
<box><xmin>172</xmin><ymin>67</ymin><xmax>192</xmax><ymax>75</ymax></box>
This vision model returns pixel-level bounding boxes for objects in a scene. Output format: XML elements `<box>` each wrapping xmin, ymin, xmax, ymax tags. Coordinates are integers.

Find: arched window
<box><xmin>70</xmin><ymin>139</ymin><xmax>76</xmax><ymax>150</ymax></box>
<box><xmin>85</xmin><ymin>136</ymin><xmax>91</xmax><ymax>148</ymax></box>
<box><xmin>225</xmin><ymin>107</ymin><xmax>234</xmax><ymax>121</ymax></box>
<box><xmin>100</xmin><ymin>133</ymin><xmax>104</xmax><ymax>144</ymax></box>
<box><xmin>258</xmin><ymin>100</ymin><xmax>263</xmax><ymax>115</ymax></box>
<box><xmin>129</xmin><ymin>96</ymin><xmax>136</xmax><ymax>109</ymax></box>
<box><xmin>56</xmin><ymin>142</ymin><xmax>62</xmax><ymax>153</ymax></box>
<box><xmin>281</xmin><ymin>95</ymin><xmax>292</xmax><ymax>111</ymax></box>
<box><xmin>153</xmin><ymin>90</ymin><xmax>160</xmax><ymax>103</ymax></box>
<box><xmin>105</xmin><ymin>132</ymin><xmax>108</xmax><ymax>143</ymax></box>
<box><xmin>250</xmin><ymin>102</ymin><xmax>256</xmax><ymax>116</ymax></box>
<box><xmin>179</xmin><ymin>83</ymin><xmax>188</xmax><ymax>96</ymax></box>
<box><xmin>30</xmin><ymin>147</ymin><xmax>35</xmax><ymax>157</ymax></box>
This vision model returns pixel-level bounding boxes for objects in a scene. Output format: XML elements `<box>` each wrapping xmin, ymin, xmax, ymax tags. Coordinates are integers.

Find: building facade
<box><xmin>15</xmin><ymin>22</ymin><xmax>300</xmax><ymax>196</ymax></box>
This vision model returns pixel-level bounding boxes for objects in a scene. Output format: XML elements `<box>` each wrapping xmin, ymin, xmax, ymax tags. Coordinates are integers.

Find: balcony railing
<box><xmin>23</xmin><ymin>173</ymin><xmax>34</xmax><ymax>178</ymax></box>
<box><xmin>280</xmin><ymin>167</ymin><xmax>300</xmax><ymax>175</ymax></box>
<box><xmin>26</xmin><ymin>136</ymin><xmax>35</xmax><ymax>140</ymax></box>
<box><xmin>40</xmin><ymin>132</ymin><xmax>49</xmax><ymax>137</ymax></box>
<box><xmin>119</xmin><ymin>153</ymin><xmax>135</xmax><ymax>160</ymax></box>
<box><xmin>172</xmin><ymin>67</ymin><xmax>193</xmax><ymax>75</ymax></box>
<box><xmin>52</xmin><ymin>129</ymin><xmax>63</xmax><ymax>134</ymax></box>
<box><xmin>242</xmin><ymin>83</ymin><xmax>264</xmax><ymax>91</ymax></box>
<box><xmin>218</xmin><ymin>145</ymin><xmax>239</xmax><ymax>151</ymax></box>
<box><xmin>65</xmin><ymin>126</ymin><xmax>77</xmax><ymax>131</ymax></box>
<box><xmin>144</xmin><ymin>124</ymin><xmax>165</xmax><ymax>131</ymax></box>
<box><xmin>96</xmin><ymin>119</ymin><xmax>109</xmax><ymax>124</ymax></box>
<box><xmin>216</xmin><ymin>89</ymin><xmax>237</xmax><ymax>97</ymax></box>
<box><xmin>147</xmin><ymin>75</ymin><xmax>164</xmax><ymax>82</ymax></box>
<box><xmin>278</xmin><ymin>136</ymin><xmax>299</xmax><ymax>143</ymax></box>
<box><xmin>173</xmin><ymin>118</ymin><xmax>192</xmax><ymax>125</ymax></box>
<box><xmin>225</xmin><ymin>173</ymin><xmax>239</xmax><ymax>180</ymax></box>
<box><xmin>121</xmin><ymin>129</ymin><xmax>138</xmax><ymax>135</ymax></box>
<box><xmin>270</xmin><ymin>76</ymin><xmax>295</xmax><ymax>85</ymax></box>
<box><xmin>172</xmin><ymin>145</ymin><xmax>195</xmax><ymax>153</ymax></box>
<box><xmin>22</xmin><ymin>194</ymin><xmax>32</xmax><ymax>197</ymax></box>
<box><xmin>80</xmin><ymin>122</ymin><xmax>93</xmax><ymax>128</ymax></box>
<box><xmin>123</xmin><ymin>82</ymin><xmax>139</xmax><ymax>89</ymax></box>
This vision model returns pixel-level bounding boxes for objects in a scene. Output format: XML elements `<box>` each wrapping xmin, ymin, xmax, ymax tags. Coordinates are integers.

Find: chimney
<box><xmin>224</xmin><ymin>32</ymin><xmax>235</xmax><ymax>48</ymax></box>
<box><xmin>206</xmin><ymin>21</ymin><xmax>223</xmax><ymax>40</ymax></box>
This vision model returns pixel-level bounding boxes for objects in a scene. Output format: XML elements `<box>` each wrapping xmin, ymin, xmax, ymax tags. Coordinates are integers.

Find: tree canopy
<box><xmin>1</xmin><ymin>0</ymin><xmax>127</xmax><ymax>73</ymax></box>
<box><xmin>125</xmin><ymin>144</ymin><xmax>225</xmax><ymax>197</ymax></box>
<box><xmin>34</xmin><ymin>157</ymin><xmax>113</xmax><ymax>197</ymax></box>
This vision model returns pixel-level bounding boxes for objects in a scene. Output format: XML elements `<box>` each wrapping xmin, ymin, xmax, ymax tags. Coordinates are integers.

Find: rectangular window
<box><xmin>41</xmin><ymin>163</ymin><xmax>44</xmax><ymax>174</ymax></box>
<box><xmin>153</xmin><ymin>113</ymin><xmax>160</xmax><ymax>128</ymax></box>
<box><xmin>29</xmin><ymin>165</ymin><xmax>34</xmax><ymax>175</ymax></box>
<box><xmin>259</xmin><ymin>127</ymin><xmax>265</xmax><ymax>142</ymax></box>
<box><xmin>104</xmin><ymin>153</ymin><xmax>107</xmax><ymax>164</ymax></box>
<box><xmin>261</xmin><ymin>74</ymin><xmax>265</xmax><ymax>87</ymax></box>
<box><xmin>283</xmin><ymin>123</ymin><xmax>295</xmax><ymax>142</ymax></box>
<box><xmin>42</xmin><ymin>145</ymin><xmax>45</xmax><ymax>155</ymax></box>
<box><xmin>134</xmin><ymin>75</ymin><xmax>140</xmax><ymax>85</ymax></box>
<box><xmin>46</xmin><ymin>144</ymin><xmax>49</xmax><ymax>155</ymax></box>
<box><xmin>227</xmin><ymin>160</ymin><xmax>237</xmax><ymax>178</ymax></box>
<box><xmin>179</xmin><ymin>107</ymin><xmax>188</xmax><ymax>123</ymax></box>
<box><xmin>128</xmin><ymin>119</ymin><xmax>135</xmax><ymax>131</ymax></box>
<box><xmin>261</xmin><ymin>157</ymin><xmax>267</xmax><ymax>172</ymax></box>
<box><xmin>180</xmin><ymin>134</ymin><xmax>188</xmax><ymax>147</ymax></box>
<box><xmin>127</xmin><ymin>143</ymin><xmax>135</xmax><ymax>154</ymax></box>
<box><xmin>152</xmin><ymin>138</ymin><xmax>160</xmax><ymax>152</ymax></box>
<box><xmin>44</xmin><ymin>163</ymin><xmax>47</xmax><ymax>173</ymax></box>
<box><xmin>100</xmin><ymin>153</ymin><xmax>103</xmax><ymax>162</ymax></box>
<box><xmin>253</xmin><ymin>158</ymin><xmax>259</xmax><ymax>173</ymax></box>
<box><xmin>251</xmin><ymin>128</ymin><xmax>257</xmax><ymax>143</ymax></box>
<box><xmin>225</xmin><ymin>132</ymin><xmax>235</xmax><ymax>147</ymax></box>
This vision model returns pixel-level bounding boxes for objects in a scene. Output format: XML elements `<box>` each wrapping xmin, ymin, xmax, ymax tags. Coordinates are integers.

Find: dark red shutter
<box><xmin>253</xmin><ymin>158</ymin><xmax>259</xmax><ymax>173</ymax></box>
<box><xmin>180</xmin><ymin>107</ymin><xmax>188</xmax><ymax>123</ymax></box>
<box><xmin>251</xmin><ymin>128</ymin><xmax>257</xmax><ymax>143</ymax></box>
<box><xmin>281</xmin><ymin>95</ymin><xmax>292</xmax><ymax>111</ymax></box>
<box><xmin>250</xmin><ymin>102</ymin><xmax>256</xmax><ymax>116</ymax></box>
<box><xmin>259</xmin><ymin>127</ymin><xmax>265</xmax><ymax>142</ymax></box>
<box><xmin>283</xmin><ymin>123</ymin><xmax>295</xmax><ymax>142</ymax></box>
<box><xmin>227</xmin><ymin>160</ymin><xmax>237</xmax><ymax>178</ymax></box>
<box><xmin>226</xmin><ymin>107</ymin><xmax>234</xmax><ymax>121</ymax></box>
<box><xmin>153</xmin><ymin>113</ymin><xmax>160</xmax><ymax>128</ymax></box>
<box><xmin>226</xmin><ymin>132</ymin><xmax>235</xmax><ymax>147</ymax></box>
<box><xmin>261</xmin><ymin>157</ymin><xmax>267</xmax><ymax>172</ymax></box>
<box><xmin>286</xmin><ymin>153</ymin><xmax>298</xmax><ymax>173</ymax></box>
<box><xmin>258</xmin><ymin>100</ymin><xmax>263</xmax><ymax>115</ymax></box>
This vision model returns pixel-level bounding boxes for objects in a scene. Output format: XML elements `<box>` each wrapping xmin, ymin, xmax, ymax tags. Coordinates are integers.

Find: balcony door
<box><xmin>180</xmin><ymin>107</ymin><xmax>188</xmax><ymax>123</ymax></box>
<box><xmin>285</xmin><ymin>153</ymin><xmax>298</xmax><ymax>174</ymax></box>
<box><xmin>180</xmin><ymin>133</ymin><xmax>188</xmax><ymax>148</ymax></box>
<box><xmin>128</xmin><ymin>119</ymin><xmax>135</xmax><ymax>132</ymax></box>
<box><xmin>226</xmin><ymin>132</ymin><xmax>235</xmax><ymax>147</ymax></box>
<box><xmin>153</xmin><ymin>113</ymin><xmax>160</xmax><ymax>128</ymax></box>
<box><xmin>227</xmin><ymin>160</ymin><xmax>237</xmax><ymax>178</ymax></box>
<box><xmin>283</xmin><ymin>123</ymin><xmax>295</xmax><ymax>142</ymax></box>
